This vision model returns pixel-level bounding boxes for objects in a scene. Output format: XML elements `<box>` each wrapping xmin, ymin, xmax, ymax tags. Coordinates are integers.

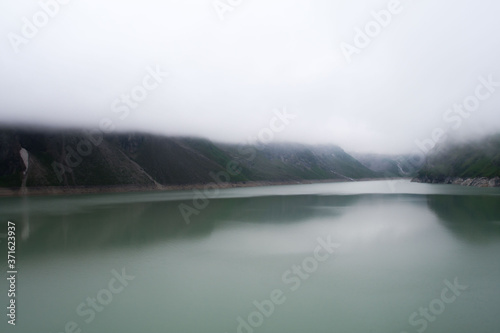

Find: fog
<box><xmin>1</xmin><ymin>0</ymin><xmax>499</xmax><ymax>154</ymax></box>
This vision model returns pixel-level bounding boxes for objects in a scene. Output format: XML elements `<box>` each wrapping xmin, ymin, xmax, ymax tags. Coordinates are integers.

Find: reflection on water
<box><xmin>0</xmin><ymin>180</ymin><xmax>499</xmax><ymax>333</ymax></box>
<box><xmin>0</xmin><ymin>194</ymin><xmax>363</xmax><ymax>255</ymax></box>
<box><xmin>426</xmin><ymin>195</ymin><xmax>500</xmax><ymax>243</ymax></box>
<box><xmin>5</xmin><ymin>192</ymin><xmax>500</xmax><ymax>257</ymax></box>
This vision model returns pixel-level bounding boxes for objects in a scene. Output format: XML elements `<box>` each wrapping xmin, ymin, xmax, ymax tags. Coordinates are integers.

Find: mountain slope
<box><xmin>0</xmin><ymin>128</ymin><xmax>157</xmax><ymax>187</ymax></box>
<box><xmin>0</xmin><ymin>126</ymin><xmax>379</xmax><ymax>189</ymax></box>
<box><xmin>351</xmin><ymin>153</ymin><xmax>419</xmax><ymax>177</ymax></box>
<box><xmin>412</xmin><ymin>134</ymin><xmax>500</xmax><ymax>186</ymax></box>
<box><xmin>217</xmin><ymin>143</ymin><xmax>378</xmax><ymax>181</ymax></box>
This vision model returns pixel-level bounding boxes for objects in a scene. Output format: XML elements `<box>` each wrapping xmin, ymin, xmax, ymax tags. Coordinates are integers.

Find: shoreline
<box><xmin>0</xmin><ymin>178</ymin><xmax>405</xmax><ymax>198</ymax></box>
<box><xmin>411</xmin><ymin>176</ymin><xmax>500</xmax><ymax>187</ymax></box>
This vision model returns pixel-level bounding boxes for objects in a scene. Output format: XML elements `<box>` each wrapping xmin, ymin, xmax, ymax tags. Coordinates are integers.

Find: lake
<box><xmin>1</xmin><ymin>180</ymin><xmax>499</xmax><ymax>333</ymax></box>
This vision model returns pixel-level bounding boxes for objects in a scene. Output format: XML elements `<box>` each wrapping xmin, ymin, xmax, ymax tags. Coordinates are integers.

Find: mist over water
<box><xmin>1</xmin><ymin>180</ymin><xmax>499</xmax><ymax>333</ymax></box>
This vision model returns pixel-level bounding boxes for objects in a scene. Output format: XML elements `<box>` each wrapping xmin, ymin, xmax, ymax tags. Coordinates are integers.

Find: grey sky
<box><xmin>1</xmin><ymin>0</ymin><xmax>499</xmax><ymax>154</ymax></box>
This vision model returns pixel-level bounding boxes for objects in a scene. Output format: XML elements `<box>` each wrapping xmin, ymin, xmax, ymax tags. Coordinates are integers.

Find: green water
<box><xmin>1</xmin><ymin>180</ymin><xmax>499</xmax><ymax>333</ymax></box>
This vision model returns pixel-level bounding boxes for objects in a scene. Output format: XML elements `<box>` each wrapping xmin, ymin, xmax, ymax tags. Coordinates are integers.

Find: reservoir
<box><xmin>1</xmin><ymin>180</ymin><xmax>499</xmax><ymax>333</ymax></box>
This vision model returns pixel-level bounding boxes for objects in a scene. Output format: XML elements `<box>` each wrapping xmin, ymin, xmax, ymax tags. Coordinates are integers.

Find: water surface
<box><xmin>1</xmin><ymin>180</ymin><xmax>499</xmax><ymax>333</ymax></box>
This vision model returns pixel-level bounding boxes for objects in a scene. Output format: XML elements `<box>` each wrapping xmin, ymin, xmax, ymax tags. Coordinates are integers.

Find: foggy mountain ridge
<box><xmin>3</xmin><ymin>125</ymin><xmax>499</xmax><ymax>192</ymax></box>
<box><xmin>0</xmin><ymin>126</ymin><xmax>383</xmax><ymax>189</ymax></box>
<box><xmin>412</xmin><ymin>133</ymin><xmax>500</xmax><ymax>187</ymax></box>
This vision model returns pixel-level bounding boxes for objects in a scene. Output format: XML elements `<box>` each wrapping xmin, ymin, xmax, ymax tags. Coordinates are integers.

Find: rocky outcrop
<box><xmin>412</xmin><ymin>176</ymin><xmax>500</xmax><ymax>187</ymax></box>
<box><xmin>489</xmin><ymin>177</ymin><xmax>500</xmax><ymax>187</ymax></box>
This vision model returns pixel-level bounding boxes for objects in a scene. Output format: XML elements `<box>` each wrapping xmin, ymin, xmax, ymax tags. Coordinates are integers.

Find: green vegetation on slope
<box><xmin>415</xmin><ymin>134</ymin><xmax>500</xmax><ymax>182</ymax></box>
<box><xmin>0</xmin><ymin>127</ymin><xmax>380</xmax><ymax>188</ymax></box>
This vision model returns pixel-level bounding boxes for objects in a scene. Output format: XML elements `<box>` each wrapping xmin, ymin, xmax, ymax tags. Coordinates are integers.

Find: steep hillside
<box><xmin>351</xmin><ymin>153</ymin><xmax>419</xmax><ymax>177</ymax></box>
<box><xmin>0</xmin><ymin>126</ymin><xmax>379</xmax><ymax>190</ymax></box>
<box><xmin>218</xmin><ymin>143</ymin><xmax>379</xmax><ymax>181</ymax></box>
<box><xmin>0</xmin><ymin>127</ymin><xmax>157</xmax><ymax>187</ymax></box>
<box><xmin>412</xmin><ymin>134</ymin><xmax>500</xmax><ymax>187</ymax></box>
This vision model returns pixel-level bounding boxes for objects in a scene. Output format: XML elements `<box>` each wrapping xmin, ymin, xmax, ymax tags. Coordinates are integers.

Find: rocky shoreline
<box><xmin>411</xmin><ymin>176</ymin><xmax>500</xmax><ymax>187</ymax></box>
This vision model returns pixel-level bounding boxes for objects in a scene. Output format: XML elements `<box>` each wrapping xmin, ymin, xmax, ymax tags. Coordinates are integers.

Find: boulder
<box><xmin>489</xmin><ymin>177</ymin><xmax>500</xmax><ymax>187</ymax></box>
<box><xmin>461</xmin><ymin>178</ymin><xmax>473</xmax><ymax>186</ymax></box>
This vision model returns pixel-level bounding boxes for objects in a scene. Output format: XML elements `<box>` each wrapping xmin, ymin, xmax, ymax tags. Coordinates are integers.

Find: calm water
<box><xmin>1</xmin><ymin>180</ymin><xmax>500</xmax><ymax>333</ymax></box>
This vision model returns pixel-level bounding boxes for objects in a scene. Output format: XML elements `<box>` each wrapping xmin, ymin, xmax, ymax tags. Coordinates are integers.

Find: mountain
<box><xmin>350</xmin><ymin>153</ymin><xmax>419</xmax><ymax>177</ymax></box>
<box><xmin>217</xmin><ymin>143</ymin><xmax>378</xmax><ymax>181</ymax></box>
<box><xmin>412</xmin><ymin>134</ymin><xmax>500</xmax><ymax>187</ymax></box>
<box><xmin>0</xmin><ymin>126</ymin><xmax>379</xmax><ymax>191</ymax></box>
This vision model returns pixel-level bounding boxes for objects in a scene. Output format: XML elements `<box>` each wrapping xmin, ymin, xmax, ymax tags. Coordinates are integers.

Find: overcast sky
<box><xmin>1</xmin><ymin>0</ymin><xmax>499</xmax><ymax>154</ymax></box>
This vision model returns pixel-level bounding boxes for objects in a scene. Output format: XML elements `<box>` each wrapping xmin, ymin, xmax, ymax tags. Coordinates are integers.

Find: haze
<box><xmin>1</xmin><ymin>0</ymin><xmax>499</xmax><ymax>154</ymax></box>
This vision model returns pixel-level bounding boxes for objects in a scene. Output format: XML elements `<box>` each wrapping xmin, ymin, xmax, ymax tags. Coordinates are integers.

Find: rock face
<box><xmin>488</xmin><ymin>177</ymin><xmax>500</xmax><ymax>187</ymax></box>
